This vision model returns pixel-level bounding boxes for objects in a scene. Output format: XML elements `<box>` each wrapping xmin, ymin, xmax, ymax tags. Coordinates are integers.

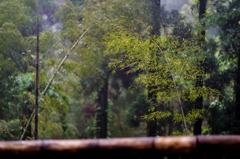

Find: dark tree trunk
<box><xmin>235</xmin><ymin>50</ymin><xmax>240</xmax><ymax>128</ymax></box>
<box><xmin>96</xmin><ymin>75</ymin><xmax>109</xmax><ymax>138</ymax></box>
<box><xmin>146</xmin><ymin>121</ymin><xmax>157</xmax><ymax>137</ymax></box>
<box><xmin>194</xmin><ymin>0</ymin><xmax>207</xmax><ymax>135</ymax></box>
<box><xmin>193</xmin><ymin>100</ymin><xmax>203</xmax><ymax>135</ymax></box>
<box><xmin>34</xmin><ymin>14</ymin><xmax>40</xmax><ymax>140</ymax></box>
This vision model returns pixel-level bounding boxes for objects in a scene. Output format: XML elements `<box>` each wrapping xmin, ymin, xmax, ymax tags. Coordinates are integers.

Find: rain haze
<box><xmin>0</xmin><ymin>1</ymin><xmax>240</xmax><ymax>158</ymax></box>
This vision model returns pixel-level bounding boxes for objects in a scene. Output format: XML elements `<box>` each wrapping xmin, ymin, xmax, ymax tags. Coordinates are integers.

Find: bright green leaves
<box><xmin>104</xmin><ymin>21</ymin><xmax>219</xmax><ymax>133</ymax></box>
<box><xmin>173</xmin><ymin>109</ymin><xmax>205</xmax><ymax>125</ymax></box>
<box><xmin>105</xmin><ymin>30</ymin><xmax>216</xmax><ymax>104</ymax></box>
<box><xmin>143</xmin><ymin>111</ymin><xmax>172</xmax><ymax>121</ymax></box>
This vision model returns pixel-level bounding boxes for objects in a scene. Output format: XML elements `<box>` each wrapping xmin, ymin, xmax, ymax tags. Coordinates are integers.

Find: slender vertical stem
<box><xmin>164</xmin><ymin>58</ymin><xmax>188</xmax><ymax>135</ymax></box>
<box><xmin>34</xmin><ymin>16</ymin><xmax>39</xmax><ymax>140</ymax></box>
<box><xmin>153</xmin><ymin>41</ymin><xmax>188</xmax><ymax>135</ymax></box>
<box><xmin>19</xmin><ymin>26</ymin><xmax>91</xmax><ymax>141</ymax></box>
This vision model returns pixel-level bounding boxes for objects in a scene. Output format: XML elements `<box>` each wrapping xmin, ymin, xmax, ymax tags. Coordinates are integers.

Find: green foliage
<box><xmin>206</xmin><ymin>100</ymin><xmax>235</xmax><ymax>134</ymax></box>
<box><xmin>53</xmin><ymin>0</ymin><xmax>154</xmax><ymax>138</ymax></box>
<box><xmin>10</xmin><ymin>73</ymin><xmax>35</xmax><ymax>109</ymax></box>
<box><xmin>126</xmin><ymin>94</ymin><xmax>149</xmax><ymax>127</ymax></box>
<box><xmin>22</xmin><ymin>0</ymin><xmax>37</xmax><ymax>11</ymax></box>
<box><xmin>0</xmin><ymin>0</ymin><xmax>32</xmax><ymax>30</ymax></box>
<box><xmin>143</xmin><ymin>110</ymin><xmax>172</xmax><ymax>121</ymax></box>
<box><xmin>104</xmin><ymin>11</ymin><xmax>220</xmax><ymax>135</ymax></box>
<box><xmin>173</xmin><ymin>109</ymin><xmax>205</xmax><ymax>125</ymax></box>
<box><xmin>0</xmin><ymin>0</ymin><xmax>103</xmax><ymax>140</ymax></box>
<box><xmin>0</xmin><ymin>22</ymin><xmax>23</xmax><ymax>52</ymax></box>
<box><xmin>1</xmin><ymin>0</ymin><xmax>239</xmax><ymax>140</ymax></box>
<box><xmin>0</xmin><ymin>22</ymin><xmax>32</xmax><ymax>73</ymax></box>
<box><xmin>12</xmin><ymin>73</ymin><xmax>34</xmax><ymax>92</ymax></box>
<box><xmin>203</xmin><ymin>0</ymin><xmax>240</xmax><ymax>134</ymax></box>
<box><xmin>1</xmin><ymin>73</ymin><xmax>34</xmax><ymax>121</ymax></box>
<box><xmin>105</xmin><ymin>30</ymin><xmax>219</xmax><ymax>104</ymax></box>
<box><xmin>0</xmin><ymin>119</ymin><xmax>22</xmax><ymax>141</ymax></box>
<box><xmin>37</xmin><ymin>120</ymin><xmax>63</xmax><ymax>139</ymax></box>
<box><xmin>36</xmin><ymin>93</ymin><xmax>76</xmax><ymax>139</ymax></box>
<box><xmin>63</xmin><ymin>123</ymin><xmax>80</xmax><ymax>139</ymax></box>
<box><xmin>0</xmin><ymin>54</ymin><xmax>15</xmax><ymax>81</ymax></box>
<box><xmin>54</xmin><ymin>1</ymin><xmax>82</xmax><ymax>42</ymax></box>
<box><xmin>40</xmin><ymin>31</ymin><xmax>58</xmax><ymax>54</ymax></box>
<box><xmin>171</xmin><ymin>130</ymin><xmax>183</xmax><ymax>136</ymax></box>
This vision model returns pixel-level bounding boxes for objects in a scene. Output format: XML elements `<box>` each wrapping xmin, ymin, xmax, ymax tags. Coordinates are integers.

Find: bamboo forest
<box><xmin>0</xmin><ymin>0</ymin><xmax>240</xmax><ymax>142</ymax></box>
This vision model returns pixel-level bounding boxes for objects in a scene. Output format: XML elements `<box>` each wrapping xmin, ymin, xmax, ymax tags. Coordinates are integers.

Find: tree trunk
<box><xmin>235</xmin><ymin>50</ymin><xmax>240</xmax><ymax>132</ymax></box>
<box><xmin>234</xmin><ymin>3</ymin><xmax>240</xmax><ymax>123</ymax></box>
<box><xmin>34</xmin><ymin>15</ymin><xmax>40</xmax><ymax>140</ymax></box>
<box><xmin>96</xmin><ymin>74</ymin><xmax>109</xmax><ymax>138</ymax></box>
<box><xmin>194</xmin><ymin>0</ymin><xmax>207</xmax><ymax>135</ymax></box>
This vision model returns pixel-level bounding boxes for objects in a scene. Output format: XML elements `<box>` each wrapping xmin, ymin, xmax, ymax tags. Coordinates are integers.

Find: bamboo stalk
<box><xmin>3</xmin><ymin>136</ymin><xmax>240</xmax><ymax>158</ymax></box>
<box><xmin>41</xmin><ymin>26</ymin><xmax>91</xmax><ymax>96</ymax></box>
<box><xmin>153</xmin><ymin>41</ymin><xmax>188</xmax><ymax>135</ymax></box>
<box><xmin>19</xmin><ymin>26</ymin><xmax>92</xmax><ymax>141</ymax></box>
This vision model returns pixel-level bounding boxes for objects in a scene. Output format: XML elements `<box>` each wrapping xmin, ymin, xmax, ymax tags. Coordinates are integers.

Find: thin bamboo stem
<box><xmin>19</xmin><ymin>26</ymin><xmax>91</xmax><ymax>141</ymax></box>
<box><xmin>153</xmin><ymin>41</ymin><xmax>188</xmax><ymax>135</ymax></box>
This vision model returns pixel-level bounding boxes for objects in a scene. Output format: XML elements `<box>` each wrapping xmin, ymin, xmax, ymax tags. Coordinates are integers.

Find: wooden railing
<box><xmin>1</xmin><ymin>135</ymin><xmax>240</xmax><ymax>159</ymax></box>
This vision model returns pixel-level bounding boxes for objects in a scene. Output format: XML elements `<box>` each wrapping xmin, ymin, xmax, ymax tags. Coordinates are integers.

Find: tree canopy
<box><xmin>0</xmin><ymin>0</ymin><xmax>239</xmax><ymax>143</ymax></box>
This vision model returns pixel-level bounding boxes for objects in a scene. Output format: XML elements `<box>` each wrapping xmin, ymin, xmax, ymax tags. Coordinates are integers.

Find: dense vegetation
<box><xmin>0</xmin><ymin>0</ymin><xmax>240</xmax><ymax>141</ymax></box>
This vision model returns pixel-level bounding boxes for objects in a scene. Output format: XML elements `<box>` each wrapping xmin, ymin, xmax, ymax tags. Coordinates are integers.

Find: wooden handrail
<box><xmin>1</xmin><ymin>135</ymin><xmax>240</xmax><ymax>158</ymax></box>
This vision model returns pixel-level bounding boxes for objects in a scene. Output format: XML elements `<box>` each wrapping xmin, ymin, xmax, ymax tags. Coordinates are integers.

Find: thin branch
<box><xmin>20</xmin><ymin>26</ymin><xmax>92</xmax><ymax>141</ymax></box>
<box><xmin>41</xmin><ymin>26</ymin><xmax>91</xmax><ymax>95</ymax></box>
<box><xmin>153</xmin><ymin>41</ymin><xmax>188</xmax><ymax>135</ymax></box>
